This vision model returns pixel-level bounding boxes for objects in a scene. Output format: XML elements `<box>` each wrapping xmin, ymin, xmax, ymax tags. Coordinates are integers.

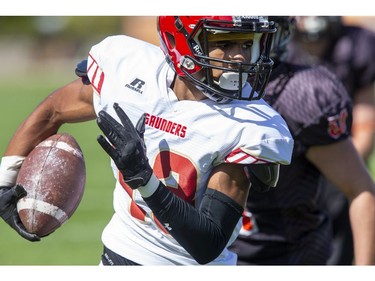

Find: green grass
<box><xmin>0</xmin><ymin>72</ymin><xmax>114</xmax><ymax>265</ymax></box>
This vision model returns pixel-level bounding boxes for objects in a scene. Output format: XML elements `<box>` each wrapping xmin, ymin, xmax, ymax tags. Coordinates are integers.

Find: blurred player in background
<box><xmin>287</xmin><ymin>16</ymin><xmax>375</xmax><ymax>265</ymax></box>
<box><xmin>229</xmin><ymin>16</ymin><xmax>375</xmax><ymax>265</ymax></box>
<box><xmin>0</xmin><ymin>16</ymin><xmax>293</xmax><ymax>265</ymax></box>
<box><xmin>288</xmin><ymin>16</ymin><xmax>375</xmax><ymax>163</ymax></box>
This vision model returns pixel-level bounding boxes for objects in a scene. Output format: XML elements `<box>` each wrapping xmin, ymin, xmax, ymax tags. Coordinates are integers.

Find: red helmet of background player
<box><xmin>157</xmin><ymin>16</ymin><xmax>276</xmax><ymax>103</ymax></box>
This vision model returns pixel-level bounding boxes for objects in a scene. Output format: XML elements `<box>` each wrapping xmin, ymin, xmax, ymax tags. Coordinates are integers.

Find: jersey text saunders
<box><xmin>145</xmin><ymin>113</ymin><xmax>187</xmax><ymax>138</ymax></box>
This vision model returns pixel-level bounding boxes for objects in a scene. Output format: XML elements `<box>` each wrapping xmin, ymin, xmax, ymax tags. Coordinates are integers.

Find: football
<box><xmin>16</xmin><ymin>133</ymin><xmax>86</xmax><ymax>237</ymax></box>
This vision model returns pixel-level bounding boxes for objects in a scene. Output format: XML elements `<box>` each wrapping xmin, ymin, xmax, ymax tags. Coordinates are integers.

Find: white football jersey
<box><xmin>87</xmin><ymin>35</ymin><xmax>294</xmax><ymax>265</ymax></box>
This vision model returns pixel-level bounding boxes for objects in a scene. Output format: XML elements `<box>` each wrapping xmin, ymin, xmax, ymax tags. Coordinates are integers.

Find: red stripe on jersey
<box><xmin>88</xmin><ymin>54</ymin><xmax>105</xmax><ymax>95</ymax></box>
<box><xmin>225</xmin><ymin>148</ymin><xmax>242</xmax><ymax>160</ymax></box>
<box><xmin>225</xmin><ymin>148</ymin><xmax>253</xmax><ymax>163</ymax></box>
<box><xmin>87</xmin><ymin>54</ymin><xmax>95</xmax><ymax>72</ymax></box>
<box><xmin>231</xmin><ymin>153</ymin><xmax>252</xmax><ymax>163</ymax></box>
<box><xmin>225</xmin><ymin>148</ymin><xmax>270</xmax><ymax>164</ymax></box>
<box><xmin>96</xmin><ymin>71</ymin><xmax>104</xmax><ymax>94</ymax></box>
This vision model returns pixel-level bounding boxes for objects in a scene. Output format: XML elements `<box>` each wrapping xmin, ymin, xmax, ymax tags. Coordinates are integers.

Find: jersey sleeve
<box><xmin>222</xmin><ymin>99</ymin><xmax>294</xmax><ymax>166</ymax></box>
<box><xmin>297</xmin><ymin>67</ymin><xmax>353</xmax><ymax>148</ymax></box>
<box><xmin>86</xmin><ymin>37</ymin><xmax>111</xmax><ymax>97</ymax></box>
<box><xmin>86</xmin><ymin>35</ymin><xmax>137</xmax><ymax>97</ymax></box>
<box><xmin>274</xmin><ymin>65</ymin><xmax>353</xmax><ymax>155</ymax></box>
<box><xmin>298</xmin><ymin>104</ymin><xmax>352</xmax><ymax>147</ymax></box>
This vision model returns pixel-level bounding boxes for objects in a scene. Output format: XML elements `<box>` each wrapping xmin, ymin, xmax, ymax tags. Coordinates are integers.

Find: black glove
<box><xmin>0</xmin><ymin>185</ymin><xmax>40</xmax><ymax>241</ymax></box>
<box><xmin>96</xmin><ymin>103</ymin><xmax>153</xmax><ymax>189</ymax></box>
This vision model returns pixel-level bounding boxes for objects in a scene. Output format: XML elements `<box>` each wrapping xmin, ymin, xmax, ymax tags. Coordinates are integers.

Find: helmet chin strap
<box><xmin>189</xmin><ymin>71</ymin><xmax>256</xmax><ymax>103</ymax></box>
<box><xmin>240</xmin><ymin>82</ymin><xmax>258</xmax><ymax>99</ymax></box>
<box><xmin>215</xmin><ymin>72</ymin><xmax>248</xmax><ymax>90</ymax></box>
<box><xmin>215</xmin><ymin>72</ymin><xmax>259</xmax><ymax>100</ymax></box>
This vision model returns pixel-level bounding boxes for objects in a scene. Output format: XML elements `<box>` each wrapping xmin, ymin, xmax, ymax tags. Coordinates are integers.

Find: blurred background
<box><xmin>0</xmin><ymin>16</ymin><xmax>374</xmax><ymax>265</ymax></box>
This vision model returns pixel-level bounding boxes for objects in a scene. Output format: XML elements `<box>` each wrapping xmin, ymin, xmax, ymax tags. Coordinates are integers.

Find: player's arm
<box><xmin>97</xmin><ymin>103</ymin><xmax>251</xmax><ymax>264</ymax></box>
<box><xmin>0</xmin><ymin>77</ymin><xmax>95</xmax><ymax>241</ymax></box>
<box><xmin>306</xmin><ymin>138</ymin><xmax>375</xmax><ymax>265</ymax></box>
<box><xmin>351</xmin><ymin>84</ymin><xmax>375</xmax><ymax>163</ymax></box>
<box><xmin>4</xmin><ymin>78</ymin><xmax>95</xmax><ymax>158</ymax></box>
<box><xmin>2</xmin><ymin>77</ymin><xmax>95</xmax><ymax>186</ymax></box>
<box><xmin>143</xmin><ymin>162</ymin><xmax>248</xmax><ymax>265</ymax></box>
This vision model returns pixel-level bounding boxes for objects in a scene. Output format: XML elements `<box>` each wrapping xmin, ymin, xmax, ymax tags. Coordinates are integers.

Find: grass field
<box><xmin>0</xmin><ymin>71</ymin><xmax>114</xmax><ymax>265</ymax></box>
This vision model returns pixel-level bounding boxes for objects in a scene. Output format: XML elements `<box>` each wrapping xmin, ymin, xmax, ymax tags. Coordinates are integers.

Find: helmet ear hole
<box><xmin>165</xmin><ymin>32</ymin><xmax>176</xmax><ymax>49</ymax></box>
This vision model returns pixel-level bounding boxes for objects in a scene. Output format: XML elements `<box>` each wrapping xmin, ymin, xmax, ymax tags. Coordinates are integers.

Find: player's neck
<box><xmin>173</xmin><ymin>76</ymin><xmax>207</xmax><ymax>102</ymax></box>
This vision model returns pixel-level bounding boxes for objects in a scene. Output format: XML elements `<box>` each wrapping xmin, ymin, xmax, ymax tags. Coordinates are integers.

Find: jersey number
<box><xmin>119</xmin><ymin>150</ymin><xmax>197</xmax><ymax>233</ymax></box>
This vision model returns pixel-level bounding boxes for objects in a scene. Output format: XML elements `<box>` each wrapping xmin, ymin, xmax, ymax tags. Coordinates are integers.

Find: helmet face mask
<box><xmin>158</xmin><ymin>16</ymin><xmax>276</xmax><ymax>103</ymax></box>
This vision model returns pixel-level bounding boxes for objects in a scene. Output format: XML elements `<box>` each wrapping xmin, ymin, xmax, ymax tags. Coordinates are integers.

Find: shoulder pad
<box><xmin>75</xmin><ymin>59</ymin><xmax>91</xmax><ymax>85</ymax></box>
<box><xmin>247</xmin><ymin>163</ymin><xmax>280</xmax><ymax>193</ymax></box>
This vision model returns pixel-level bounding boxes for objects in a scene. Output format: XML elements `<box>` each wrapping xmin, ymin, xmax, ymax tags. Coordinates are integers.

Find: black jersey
<box><xmin>287</xmin><ymin>25</ymin><xmax>375</xmax><ymax>98</ymax></box>
<box><xmin>229</xmin><ymin>63</ymin><xmax>353</xmax><ymax>265</ymax></box>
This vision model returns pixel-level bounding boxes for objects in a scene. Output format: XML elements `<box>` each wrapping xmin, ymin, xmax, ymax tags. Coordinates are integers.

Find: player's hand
<box><xmin>97</xmin><ymin>103</ymin><xmax>153</xmax><ymax>189</ymax></box>
<box><xmin>0</xmin><ymin>185</ymin><xmax>41</xmax><ymax>242</ymax></box>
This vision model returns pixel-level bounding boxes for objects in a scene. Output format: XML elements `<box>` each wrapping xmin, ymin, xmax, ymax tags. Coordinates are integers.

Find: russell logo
<box><xmin>125</xmin><ymin>78</ymin><xmax>146</xmax><ymax>94</ymax></box>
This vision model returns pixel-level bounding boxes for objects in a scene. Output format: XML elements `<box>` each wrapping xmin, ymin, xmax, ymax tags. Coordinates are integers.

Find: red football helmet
<box><xmin>157</xmin><ymin>16</ymin><xmax>276</xmax><ymax>103</ymax></box>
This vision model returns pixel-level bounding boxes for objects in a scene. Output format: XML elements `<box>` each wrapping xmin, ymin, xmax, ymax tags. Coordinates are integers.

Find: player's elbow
<box><xmin>191</xmin><ymin>246</ymin><xmax>225</xmax><ymax>265</ymax></box>
<box><xmin>183</xmin><ymin>231</ymin><xmax>229</xmax><ymax>264</ymax></box>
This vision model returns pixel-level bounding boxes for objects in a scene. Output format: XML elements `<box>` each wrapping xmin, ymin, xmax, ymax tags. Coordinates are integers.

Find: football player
<box><xmin>229</xmin><ymin>16</ymin><xmax>375</xmax><ymax>265</ymax></box>
<box><xmin>0</xmin><ymin>16</ymin><xmax>293</xmax><ymax>265</ymax></box>
<box><xmin>288</xmin><ymin>16</ymin><xmax>375</xmax><ymax>265</ymax></box>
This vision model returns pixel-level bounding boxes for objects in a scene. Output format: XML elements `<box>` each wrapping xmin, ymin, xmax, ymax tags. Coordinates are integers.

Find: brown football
<box><xmin>16</xmin><ymin>133</ymin><xmax>86</xmax><ymax>237</ymax></box>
